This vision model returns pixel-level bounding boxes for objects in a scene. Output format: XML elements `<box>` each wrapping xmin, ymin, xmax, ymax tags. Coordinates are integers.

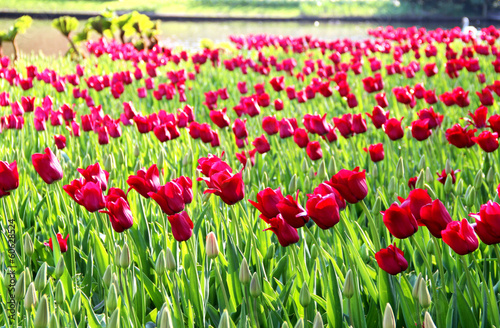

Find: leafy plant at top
<box><xmin>0</xmin><ymin>15</ymin><xmax>32</xmax><ymax>60</ymax></box>
<box><xmin>52</xmin><ymin>16</ymin><xmax>82</xmax><ymax>59</ymax></box>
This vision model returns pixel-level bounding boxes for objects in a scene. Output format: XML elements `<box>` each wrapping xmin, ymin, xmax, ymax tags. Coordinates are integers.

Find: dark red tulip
<box><xmin>54</xmin><ymin>135</ymin><xmax>66</xmax><ymax>149</ymax></box>
<box><xmin>0</xmin><ymin>161</ymin><xmax>19</xmax><ymax>197</ymax></box>
<box><xmin>74</xmin><ymin>181</ymin><xmax>106</xmax><ymax>212</ymax></box>
<box><xmin>172</xmin><ymin>176</ymin><xmax>193</xmax><ymax>204</ymax></box>
<box><xmin>333</xmin><ymin>113</ymin><xmax>353</xmax><ymax>138</ymax></box>
<box><xmin>31</xmin><ymin>148</ymin><xmax>63</xmax><ymax>184</ymax></box>
<box><xmin>488</xmin><ymin>114</ymin><xmax>500</xmax><ymax>134</ymax></box>
<box><xmin>197</xmin><ymin>154</ymin><xmax>232</xmax><ymax>177</ymax></box>
<box><xmin>306</xmin><ymin>141</ymin><xmax>323</xmax><ymax>161</ymax></box>
<box><xmin>424</xmin><ymin>90</ymin><xmax>438</xmax><ymax>104</ymax></box>
<box><xmin>252</xmin><ymin>134</ymin><xmax>271</xmax><ymax>154</ymax></box>
<box><xmin>202</xmin><ymin>170</ymin><xmax>245</xmax><ymax>205</ymax></box>
<box><xmin>279</xmin><ymin>118</ymin><xmax>295</xmax><ymax>139</ymax></box>
<box><xmin>382</xmin><ymin>202</ymin><xmax>418</xmax><ymax>239</ymax></box>
<box><xmin>468</xmin><ymin>106</ymin><xmax>488</xmax><ymax>128</ymax></box>
<box><xmin>383</xmin><ymin>117</ymin><xmax>404</xmax><ymax>141</ymax></box>
<box><xmin>419</xmin><ymin>199</ymin><xmax>453</xmax><ymax>238</ymax></box>
<box><xmin>476</xmin><ymin>88</ymin><xmax>494</xmax><ymax>106</ymax></box>
<box><xmin>442</xmin><ymin>219</ymin><xmax>479</xmax><ymax>255</ymax></box>
<box><xmin>470</xmin><ymin>201</ymin><xmax>500</xmax><ymax>245</ymax></box>
<box><xmin>363</xmin><ymin>143</ymin><xmax>384</xmax><ymax>162</ymax></box>
<box><xmin>452</xmin><ymin>87</ymin><xmax>470</xmax><ymax>108</ymax></box>
<box><xmin>445</xmin><ymin>124</ymin><xmax>476</xmax><ymax>148</ymax></box>
<box><xmin>249</xmin><ymin>187</ymin><xmax>284</xmax><ymax>220</ymax></box>
<box><xmin>352</xmin><ymin>114</ymin><xmax>367</xmax><ymax>134</ymax></box>
<box><xmin>210</xmin><ymin>108</ymin><xmax>230</xmax><ymax>129</ymax></box>
<box><xmin>303</xmin><ymin>113</ymin><xmax>329</xmax><ymax>135</ymax></box>
<box><xmin>168</xmin><ymin>211</ymin><xmax>193</xmax><ymax>242</ymax></box>
<box><xmin>306</xmin><ymin>193</ymin><xmax>340</xmax><ymax>229</ymax></box>
<box><xmin>270</xmin><ymin>76</ymin><xmax>285</xmax><ymax>92</ymax></box>
<box><xmin>346</xmin><ymin>93</ymin><xmax>358</xmax><ymax>108</ymax></box>
<box><xmin>199</xmin><ymin>123</ymin><xmax>214</xmax><ymax>143</ymax></box>
<box><xmin>232</xmin><ymin>118</ymin><xmax>248</xmax><ymax>140</ymax></box>
<box><xmin>408</xmin><ymin>177</ymin><xmax>417</xmax><ymax>190</ymax></box>
<box><xmin>276</xmin><ymin>190</ymin><xmax>309</xmax><ymax>228</ymax></box>
<box><xmin>77</xmin><ymin>163</ymin><xmax>109</xmax><ymax>191</ymax></box>
<box><xmin>366</xmin><ymin>106</ymin><xmax>389</xmax><ymax>129</ymax></box>
<box><xmin>293</xmin><ymin>128</ymin><xmax>310</xmax><ymax>148</ymax></box>
<box><xmin>236</xmin><ymin>149</ymin><xmax>257</xmax><ymax>168</ymax></box>
<box><xmin>313</xmin><ymin>182</ymin><xmax>346</xmax><ymax>210</ymax></box>
<box><xmin>262</xmin><ymin>116</ymin><xmax>279</xmax><ymax>135</ymax></box>
<box><xmin>375</xmin><ymin>92</ymin><xmax>388</xmax><ymax>108</ymax></box>
<box><xmin>472</xmin><ymin>131</ymin><xmax>499</xmax><ymax>152</ymax></box>
<box><xmin>262</xmin><ymin>215</ymin><xmax>299</xmax><ymax>247</ymax></box>
<box><xmin>375</xmin><ymin>244</ymin><xmax>408</xmax><ymax>275</ymax></box>
<box><xmin>99</xmin><ymin>197</ymin><xmax>134</xmax><ymax>233</ymax></box>
<box><xmin>148</xmin><ymin>182</ymin><xmax>186</xmax><ymax>215</ymax></box>
<box><xmin>328</xmin><ymin>167</ymin><xmax>367</xmax><ymax>204</ymax></box>
<box><xmin>417</xmin><ymin>107</ymin><xmax>443</xmax><ymax>129</ymax></box>
<box><xmin>411</xmin><ymin>119</ymin><xmax>432</xmax><ymax>141</ymax></box>
<box><xmin>437</xmin><ymin>169</ymin><xmax>460</xmax><ymax>185</ymax></box>
<box><xmin>44</xmin><ymin>233</ymin><xmax>69</xmax><ymax>253</ymax></box>
<box><xmin>398</xmin><ymin>188</ymin><xmax>432</xmax><ymax>223</ymax></box>
<box><xmin>274</xmin><ymin>99</ymin><xmax>284</xmax><ymax>111</ymax></box>
<box><xmin>106</xmin><ymin>187</ymin><xmax>127</xmax><ymax>203</ymax></box>
<box><xmin>127</xmin><ymin>164</ymin><xmax>161</xmax><ymax>198</ymax></box>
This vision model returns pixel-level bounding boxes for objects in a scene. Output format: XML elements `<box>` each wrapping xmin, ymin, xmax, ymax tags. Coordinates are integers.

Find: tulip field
<box><xmin>3</xmin><ymin>19</ymin><xmax>500</xmax><ymax>328</ymax></box>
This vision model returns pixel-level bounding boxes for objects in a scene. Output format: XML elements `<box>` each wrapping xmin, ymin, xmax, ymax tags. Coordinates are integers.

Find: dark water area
<box><xmin>0</xmin><ymin>18</ymin><xmax>491</xmax><ymax>57</ymax></box>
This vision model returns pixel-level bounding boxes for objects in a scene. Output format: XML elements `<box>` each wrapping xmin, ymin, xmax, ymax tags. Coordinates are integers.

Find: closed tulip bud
<box><xmin>424</xmin><ymin>312</ymin><xmax>437</xmax><ymax>328</ymax></box>
<box><xmin>134</xmin><ymin>144</ymin><xmax>140</xmax><ymax>157</ymax></box>
<box><xmin>416</xmin><ymin>171</ymin><xmax>425</xmax><ymax>189</ymax></box>
<box><xmin>396</xmin><ymin>157</ymin><xmax>405</xmax><ymax>180</ymax></box>
<box><xmin>25</xmin><ymin>282</ymin><xmax>37</xmax><ymax>308</ymax></box>
<box><xmin>250</xmin><ymin>273</ymin><xmax>261</xmax><ymax>298</ymax></box>
<box><xmin>456</xmin><ymin>179</ymin><xmax>464</xmax><ymax>195</ymax></box>
<box><xmin>311</xmin><ymin>244</ymin><xmax>318</xmax><ymax>259</ymax></box>
<box><xmin>107</xmin><ymin>284</ymin><xmax>118</xmax><ymax>312</ymax></box>
<box><xmin>103</xmin><ymin>265</ymin><xmax>113</xmax><ymax>288</ymax></box>
<box><xmin>109</xmin><ymin>308</ymin><xmax>121</xmax><ymax>328</ymax></box>
<box><xmin>239</xmin><ymin>258</ymin><xmax>251</xmax><ymax>285</ymax></box>
<box><xmin>25</xmin><ymin>268</ymin><xmax>32</xmax><ymax>286</ymax></box>
<box><xmin>115</xmin><ymin>245</ymin><xmax>122</xmax><ymax>265</ymax></box>
<box><xmin>372</xmin><ymin>163</ymin><xmax>378</xmax><ymax>178</ymax></box>
<box><xmin>289</xmin><ymin>174</ymin><xmax>298</xmax><ymax>194</ymax></box>
<box><xmin>219</xmin><ymin>309</ymin><xmax>230</xmax><ymax>328</ymax></box>
<box><xmin>55</xmin><ymin>256</ymin><xmax>65</xmax><ymax>279</ymax></box>
<box><xmin>82</xmin><ymin>154</ymin><xmax>91</xmax><ymax>168</ymax></box>
<box><xmin>426</xmin><ymin>239</ymin><xmax>435</xmax><ymax>255</ymax></box>
<box><xmin>55</xmin><ymin>280</ymin><xmax>65</xmax><ymax>305</ymax></box>
<box><xmin>418</xmin><ymin>280</ymin><xmax>432</xmax><ymax>308</ymax></box>
<box><xmin>294</xmin><ymin>319</ymin><xmax>304</xmax><ymax>328</ymax></box>
<box><xmin>117</xmin><ymin>149</ymin><xmax>125</xmax><ymax>166</ymax></box>
<box><xmin>466</xmin><ymin>187</ymin><xmax>475</xmax><ymax>207</ymax></box>
<box><xmin>317</xmin><ymin>161</ymin><xmax>327</xmax><ymax>181</ymax></box>
<box><xmin>425</xmin><ymin>167</ymin><xmax>433</xmax><ymax>183</ymax></box>
<box><xmin>299</xmin><ymin>281</ymin><xmax>311</xmax><ymax>307</ymax></box>
<box><xmin>445</xmin><ymin>159</ymin><xmax>452</xmax><ymax>174</ymax></box>
<box><xmin>412</xmin><ymin>273</ymin><xmax>422</xmax><ymax>299</ymax></box>
<box><xmin>35</xmin><ymin>262</ymin><xmax>47</xmax><ymax>292</ymax></box>
<box><xmin>34</xmin><ymin>295</ymin><xmax>49</xmax><ymax>328</ymax></box>
<box><xmin>165</xmin><ymin>247</ymin><xmax>176</xmax><ymax>271</ymax></box>
<box><xmin>328</xmin><ymin>157</ymin><xmax>337</xmax><ymax>177</ymax></box>
<box><xmin>343</xmin><ymin>269</ymin><xmax>354</xmax><ymax>299</ymax></box>
<box><xmin>418</xmin><ymin>155</ymin><xmax>425</xmax><ymax>170</ymax></box>
<box><xmin>282</xmin><ymin>323</ymin><xmax>289</xmax><ymax>328</ymax></box>
<box><xmin>104</xmin><ymin>154</ymin><xmax>114</xmax><ymax>172</ymax></box>
<box><xmin>120</xmin><ymin>243</ymin><xmax>131</xmax><ymax>269</ymax></box>
<box><xmin>383</xmin><ymin>303</ymin><xmax>396</xmax><ymax>328</ymax></box>
<box><xmin>71</xmin><ymin>290</ymin><xmax>81</xmax><ymax>315</ymax></box>
<box><xmin>360</xmin><ymin>244</ymin><xmax>370</xmax><ymax>263</ymax></box>
<box><xmin>303</xmin><ymin>176</ymin><xmax>311</xmax><ymax>191</ymax></box>
<box><xmin>157</xmin><ymin>151</ymin><xmax>165</xmax><ymax>170</ymax></box>
<box><xmin>49</xmin><ymin>313</ymin><xmax>59</xmax><ymax>328</ymax></box>
<box><xmin>158</xmin><ymin>303</ymin><xmax>173</xmax><ymax>328</ymax></box>
<box><xmin>155</xmin><ymin>250</ymin><xmax>167</xmax><ymax>276</ymax></box>
<box><xmin>474</xmin><ymin>170</ymin><xmax>484</xmax><ymax>189</ymax></box>
<box><xmin>308</xmin><ymin>167</ymin><xmax>315</xmax><ymax>180</ymax></box>
<box><xmin>14</xmin><ymin>271</ymin><xmax>25</xmax><ymax>302</ymax></box>
<box><xmin>313</xmin><ymin>312</ymin><xmax>324</xmax><ymax>328</ymax></box>
<box><xmin>444</xmin><ymin>175</ymin><xmax>453</xmax><ymax>194</ymax></box>
<box><xmin>388</xmin><ymin>176</ymin><xmax>396</xmax><ymax>195</ymax></box>
<box><xmin>265</xmin><ymin>244</ymin><xmax>275</xmax><ymax>260</ymax></box>
<box><xmin>24</xmin><ymin>234</ymin><xmax>34</xmax><ymax>256</ymax></box>
<box><xmin>302</xmin><ymin>160</ymin><xmax>308</xmax><ymax>172</ymax></box>
<box><xmin>206</xmin><ymin>232</ymin><xmax>219</xmax><ymax>259</ymax></box>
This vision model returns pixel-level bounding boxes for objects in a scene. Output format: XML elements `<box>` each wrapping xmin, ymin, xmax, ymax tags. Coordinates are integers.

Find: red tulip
<box><xmin>488</xmin><ymin>114</ymin><xmax>500</xmax><ymax>134</ymax></box>
<box><xmin>31</xmin><ymin>148</ymin><xmax>63</xmax><ymax>184</ymax></box>
<box><xmin>306</xmin><ymin>141</ymin><xmax>322</xmax><ymax>161</ymax></box>
<box><xmin>44</xmin><ymin>233</ymin><xmax>69</xmax><ymax>253</ymax></box>
<box><xmin>472</xmin><ymin>131</ymin><xmax>499</xmax><ymax>152</ymax></box>
<box><xmin>0</xmin><ymin>161</ymin><xmax>19</xmax><ymax>197</ymax></box>
<box><xmin>54</xmin><ymin>135</ymin><xmax>66</xmax><ymax>149</ymax></box>
<box><xmin>252</xmin><ymin>134</ymin><xmax>271</xmax><ymax>154</ymax></box>
<box><xmin>437</xmin><ymin>169</ymin><xmax>459</xmax><ymax>185</ymax></box>
<box><xmin>383</xmin><ymin>117</ymin><xmax>404</xmax><ymax>141</ymax></box>
<box><xmin>77</xmin><ymin>163</ymin><xmax>109</xmax><ymax>191</ymax></box>
<box><xmin>262</xmin><ymin>215</ymin><xmax>299</xmax><ymax>247</ymax></box>
<box><xmin>445</xmin><ymin>124</ymin><xmax>476</xmax><ymax>148</ymax></box>
<box><xmin>293</xmin><ymin>128</ymin><xmax>309</xmax><ymax>148</ymax></box>
<box><xmin>232</xmin><ymin>118</ymin><xmax>248</xmax><ymax>140</ymax></box>
<box><xmin>363</xmin><ymin>143</ymin><xmax>384</xmax><ymax>162</ymax></box>
<box><xmin>127</xmin><ymin>164</ymin><xmax>161</xmax><ymax>198</ymax></box>
<box><xmin>375</xmin><ymin>92</ymin><xmax>388</xmax><ymax>108</ymax></box>
<box><xmin>279</xmin><ymin>118</ymin><xmax>295</xmax><ymax>139</ymax></box>
<box><xmin>306</xmin><ymin>193</ymin><xmax>340</xmax><ymax>229</ymax></box>
<box><xmin>470</xmin><ymin>201</ymin><xmax>500</xmax><ymax>245</ymax></box>
<box><xmin>274</xmin><ymin>99</ymin><xmax>284</xmax><ymax>111</ymax></box>
<box><xmin>352</xmin><ymin>114</ymin><xmax>367</xmax><ymax>134</ymax></box>
<box><xmin>442</xmin><ymin>219</ymin><xmax>479</xmax><ymax>255</ymax></box>
<box><xmin>197</xmin><ymin>154</ymin><xmax>232</xmax><ymax>177</ymax></box>
<box><xmin>408</xmin><ymin>177</ymin><xmax>417</xmax><ymax>189</ymax></box>
<box><xmin>468</xmin><ymin>106</ymin><xmax>488</xmax><ymax>128</ymax></box>
<box><xmin>328</xmin><ymin>167</ymin><xmax>367</xmax><ymax>204</ymax></box>
<box><xmin>333</xmin><ymin>113</ymin><xmax>353</xmax><ymax>138</ymax></box>
<box><xmin>99</xmin><ymin>197</ymin><xmax>134</xmax><ymax>233</ymax></box>
<box><xmin>476</xmin><ymin>88</ymin><xmax>494</xmax><ymax>106</ymax></box>
<box><xmin>202</xmin><ymin>170</ymin><xmax>245</xmax><ymax>205</ymax></box>
<box><xmin>417</xmin><ymin>107</ymin><xmax>443</xmax><ymax>129</ymax></box>
<box><xmin>168</xmin><ymin>211</ymin><xmax>193</xmax><ymax>242</ymax></box>
<box><xmin>382</xmin><ymin>202</ymin><xmax>418</xmax><ymax>239</ymax></box>
<box><xmin>276</xmin><ymin>190</ymin><xmax>309</xmax><ymax>228</ymax></box>
<box><xmin>236</xmin><ymin>149</ymin><xmax>257</xmax><ymax>168</ymax></box>
<box><xmin>249</xmin><ymin>187</ymin><xmax>284</xmax><ymax>220</ymax></box>
<box><xmin>375</xmin><ymin>244</ymin><xmax>408</xmax><ymax>275</ymax></box>
<box><xmin>210</xmin><ymin>108</ymin><xmax>230</xmax><ymax>128</ymax></box>
<box><xmin>452</xmin><ymin>87</ymin><xmax>470</xmax><ymax>108</ymax></box>
<box><xmin>398</xmin><ymin>188</ymin><xmax>432</xmax><ymax>223</ymax></box>
<box><xmin>172</xmin><ymin>176</ymin><xmax>193</xmax><ymax>204</ymax></box>
<box><xmin>366</xmin><ymin>106</ymin><xmax>389</xmax><ymax>129</ymax></box>
<box><xmin>262</xmin><ymin>116</ymin><xmax>279</xmax><ymax>135</ymax></box>
<box><xmin>303</xmin><ymin>113</ymin><xmax>329</xmax><ymax>135</ymax></box>
<box><xmin>411</xmin><ymin>119</ymin><xmax>432</xmax><ymax>141</ymax></box>
<box><xmin>74</xmin><ymin>181</ymin><xmax>106</xmax><ymax>212</ymax></box>
<box><xmin>419</xmin><ymin>199</ymin><xmax>453</xmax><ymax>238</ymax></box>
<box><xmin>270</xmin><ymin>76</ymin><xmax>285</xmax><ymax>92</ymax></box>
<box><xmin>148</xmin><ymin>182</ymin><xmax>186</xmax><ymax>215</ymax></box>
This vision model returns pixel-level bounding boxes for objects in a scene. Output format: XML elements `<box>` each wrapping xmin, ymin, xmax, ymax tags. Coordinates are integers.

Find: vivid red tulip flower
<box><xmin>411</xmin><ymin>119</ymin><xmax>432</xmax><ymax>141</ymax></box>
<box><xmin>74</xmin><ymin>181</ymin><xmax>106</xmax><ymax>212</ymax></box>
<box><xmin>306</xmin><ymin>141</ymin><xmax>323</xmax><ymax>161</ymax></box>
<box><xmin>236</xmin><ymin>149</ymin><xmax>257</xmax><ymax>168</ymax></box>
<box><xmin>346</xmin><ymin>93</ymin><xmax>358</xmax><ymax>108</ymax></box>
<box><xmin>0</xmin><ymin>161</ymin><xmax>19</xmax><ymax>197</ymax></box>
<box><xmin>274</xmin><ymin>99</ymin><xmax>284</xmax><ymax>111</ymax></box>
<box><xmin>383</xmin><ymin>117</ymin><xmax>404</xmax><ymax>141</ymax></box>
<box><xmin>210</xmin><ymin>108</ymin><xmax>230</xmax><ymax>128</ymax></box>
<box><xmin>313</xmin><ymin>182</ymin><xmax>346</xmax><ymax>210</ymax></box>
<box><xmin>44</xmin><ymin>233</ymin><xmax>69</xmax><ymax>253</ymax></box>
<box><xmin>54</xmin><ymin>135</ymin><xmax>66</xmax><ymax>149</ymax></box>
<box><xmin>352</xmin><ymin>114</ymin><xmax>367</xmax><ymax>134</ymax></box>
<box><xmin>414</xmin><ymin>83</ymin><xmax>425</xmax><ymax>99</ymax></box>
<box><xmin>328</xmin><ymin>167</ymin><xmax>367</xmax><ymax>204</ymax></box>
<box><xmin>237</xmin><ymin>81</ymin><xmax>248</xmax><ymax>94</ymax></box>
<box><xmin>199</xmin><ymin>123</ymin><xmax>214</xmax><ymax>143</ymax></box>
<box><xmin>423</xmin><ymin>63</ymin><xmax>438</xmax><ymax>77</ymax></box>
<box><xmin>303</xmin><ymin>113</ymin><xmax>329</xmax><ymax>135</ymax></box>
<box><xmin>417</xmin><ymin>107</ymin><xmax>443</xmax><ymax>129</ymax></box>
<box><xmin>106</xmin><ymin>187</ymin><xmax>127</xmax><ymax>203</ymax></box>
<box><xmin>249</xmin><ymin>187</ymin><xmax>284</xmax><ymax>221</ymax></box>
<box><xmin>197</xmin><ymin>154</ymin><xmax>232</xmax><ymax>177</ymax></box>
<box><xmin>382</xmin><ymin>202</ymin><xmax>418</xmax><ymax>239</ymax></box>
<box><xmin>31</xmin><ymin>148</ymin><xmax>63</xmax><ymax>184</ymax></box>
<box><xmin>419</xmin><ymin>199</ymin><xmax>453</xmax><ymax>238</ymax></box>
<box><xmin>375</xmin><ymin>92</ymin><xmax>388</xmax><ymax>108</ymax></box>
<box><xmin>452</xmin><ymin>87</ymin><xmax>470</xmax><ymax>108</ymax></box>
<box><xmin>21</xmin><ymin>96</ymin><xmax>35</xmax><ymax>113</ymax></box>
<box><xmin>437</xmin><ymin>169</ymin><xmax>460</xmax><ymax>185</ymax></box>
<box><xmin>276</xmin><ymin>190</ymin><xmax>309</xmax><ymax>228</ymax></box>
<box><xmin>408</xmin><ymin>177</ymin><xmax>417</xmax><ymax>190</ymax></box>
<box><xmin>470</xmin><ymin>201</ymin><xmax>500</xmax><ymax>245</ymax></box>
<box><xmin>363</xmin><ymin>143</ymin><xmax>384</xmax><ymax>162</ymax></box>
<box><xmin>488</xmin><ymin>114</ymin><xmax>500</xmax><ymax>134</ymax></box>
<box><xmin>468</xmin><ymin>106</ymin><xmax>488</xmax><ymax>128</ymax></box>
<box><xmin>306</xmin><ymin>193</ymin><xmax>340</xmax><ymax>229</ymax></box>
<box><xmin>293</xmin><ymin>128</ymin><xmax>310</xmax><ymax>148</ymax></box>
<box><xmin>398</xmin><ymin>188</ymin><xmax>432</xmax><ymax>223</ymax></box>
<box><xmin>366</xmin><ymin>106</ymin><xmax>389</xmax><ymax>129</ymax></box>
<box><xmin>148</xmin><ymin>182</ymin><xmax>186</xmax><ymax>215</ymax></box>
<box><xmin>472</xmin><ymin>131</ymin><xmax>499</xmax><ymax>152</ymax></box>
<box><xmin>477</xmin><ymin>88</ymin><xmax>494</xmax><ymax>106</ymax></box>
<box><xmin>279</xmin><ymin>118</ymin><xmax>295</xmax><ymax>139</ymax></box>
<box><xmin>252</xmin><ymin>134</ymin><xmax>271</xmax><ymax>154</ymax></box>
<box><xmin>262</xmin><ymin>215</ymin><xmax>299</xmax><ymax>247</ymax></box>
<box><xmin>127</xmin><ymin>164</ymin><xmax>161</xmax><ymax>198</ymax></box>
<box><xmin>445</xmin><ymin>124</ymin><xmax>476</xmax><ymax>148</ymax></box>
<box><xmin>333</xmin><ymin>113</ymin><xmax>353</xmax><ymax>138</ymax></box>
<box><xmin>99</xmin><ymin>197</ymin><xmax>134</xmax><ymax>233</ymax></box>
<box><xmin>375</xmin><ymin>244</ymin><xmax>408</xmax><ymax>275</ymax></box>
<box><xmin>232</xmin><ymin>118</ymin><xmax>248</xmax><ymax>140</ymax></box>
<box><xmin>442</xmin><ymin>219</ymin><xmax>479</xmax><ymax>255</ymax></box>
<box><xmin>424</xmin><ymin>90</ymin><xmax>438</xmax><ymax>104</ymax></box>
<box><xmin>78</xmin><ymin>163</ymin><xmax>109</xmax><ymax>191</ymax></box>
<box><xmin>172</xmin><ymin>176</ymin><xmax>193</xmax><ymax>204</ymax></box>
<box><xmin>393</xmin><ymin>86</ymin><xmax>414</xmax><ymax>105</ymax></box>
<box><xmin>201</xmin><ymin>170</ymin><xmax>245</xmax><ymax>205</ymax></box>
<box><xmin>262</xmin><ymin>116</ymin><xmax>279</xmax><ymax>135</ymax></box>
<box><xmin>168</xmin><ymin>211</ymin><xmax>193</xmax><ymax>242</ymax></box>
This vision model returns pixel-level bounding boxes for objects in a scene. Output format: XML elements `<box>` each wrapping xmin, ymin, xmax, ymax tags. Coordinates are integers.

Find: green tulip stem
<box><xmin>431</xmin><ymin>236</ymin><xmax>446</xmax><ymax>290</ymax></box>
<box><xmin>411</xmin><ymin>235</ymin><xmax>437</xmax><ymax>291</ymax></box>
<box><xmin>214</xmin><ymin>258</ymin><xmax>231</xmax><ymax>313</ymax></box>
<box><xmin>360</xmin><ymin>200</ymin><xmax>381</xmax><ymax>251</ymax></box>
<box><xmin>459</xmin><ymin>256</ymin><xmax>476</xmax><ymax>311</ymax></box>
